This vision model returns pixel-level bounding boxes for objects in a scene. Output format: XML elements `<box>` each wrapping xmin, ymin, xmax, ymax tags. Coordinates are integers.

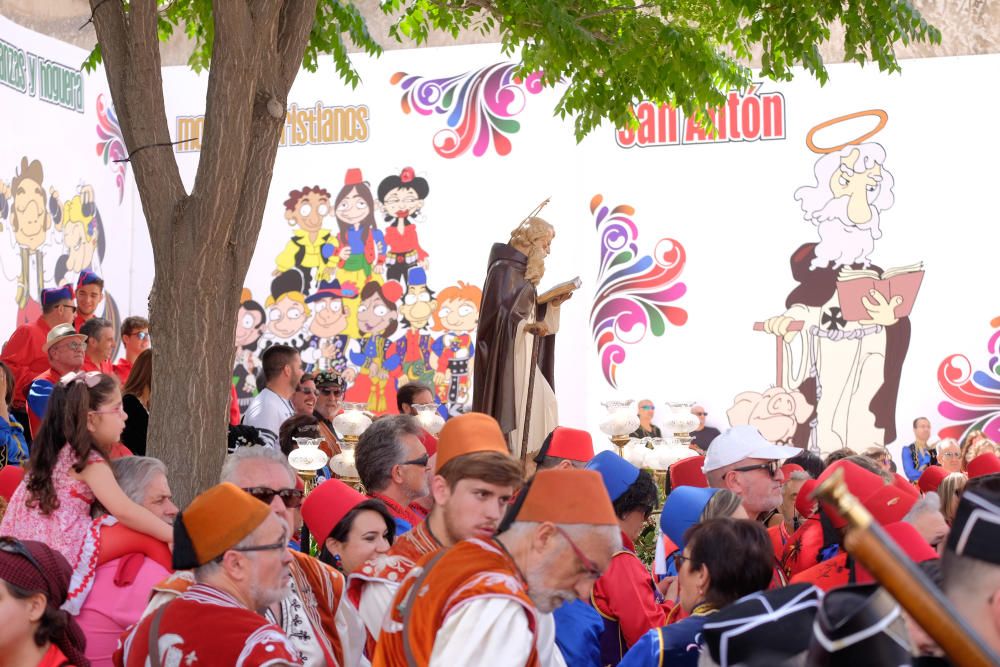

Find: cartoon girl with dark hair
<box><xmin>377</xmin><ymin>167</ymin><xmax>429</xmax><ymax>285</ymax></box>
<box><xmin>332</xmin><ymin>169</ymin><xmax>385</xmax><ymax>284</ymax></box>
<box><xmin>346</xmin><ymin>280</ymin><xmax>403</xmax><ymax>413</ymax></box>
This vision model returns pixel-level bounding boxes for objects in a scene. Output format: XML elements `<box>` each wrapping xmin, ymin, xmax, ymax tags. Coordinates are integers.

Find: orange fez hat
<box><xmin>301</xmin><ymin>479</ymin><xmax>368</xmax><ymax>542</ymax></box>
<box><xmin>173</xmin><ymin>482</ymin><xmax>271</xmax><ymax>569</ymax></box>
<box><xmin>434</xmin><ymin>412</ymin><xmax>510</xmax><ymax>472</ymax></box>
<box><xmin>515</xmin><ymin>469</ymin><xmax>618</xmax><ymax>525</ymax></box>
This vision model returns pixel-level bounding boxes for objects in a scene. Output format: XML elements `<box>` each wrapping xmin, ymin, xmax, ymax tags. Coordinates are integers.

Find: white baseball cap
<box><xmin>702</xmin><ymin>425</ymin><xmax>802</xmax><ymax>473</ymax></box>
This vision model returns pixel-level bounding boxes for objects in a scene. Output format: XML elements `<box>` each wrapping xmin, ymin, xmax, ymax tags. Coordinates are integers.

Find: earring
<box><xmin>333</xmin><ymin>553</ymin><xmax>342</xmax><ymax>569</ymax></box>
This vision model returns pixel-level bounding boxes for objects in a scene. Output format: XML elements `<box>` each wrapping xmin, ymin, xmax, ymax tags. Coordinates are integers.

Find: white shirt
<box><xmin>242</xmin><ymin>387</ymin><xmax>294</xmax><ymax>448</ymax></box>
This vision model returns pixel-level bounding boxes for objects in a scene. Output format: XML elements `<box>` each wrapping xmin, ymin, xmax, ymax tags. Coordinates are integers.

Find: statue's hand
<box><xmin>859</xmin><ymin>290</ymin><xmax>902</xmax><ymax>327</ymax></box>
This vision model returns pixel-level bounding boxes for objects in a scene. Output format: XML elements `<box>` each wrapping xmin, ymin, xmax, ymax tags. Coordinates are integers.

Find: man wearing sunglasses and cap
<box><xmin>348</xmin><ymin>413</ymin><xmax>522</xmax><ymax>656</ymax></box>
<box><xmin>374</xmin><ymin>468</ymin><xmax>622</xmax><ymax>667</ymax></box>
<box><xmin>703</xmin><ymin>425</ymin><xmax>800</xmax><ymax>521</ymax></box>
<box><xmin>142</xmin><ymin>446</ymin><xmax>364</xmax><ymax>667</ymax></box>
<box><xmin>115</xmin><ymin>482</ymin><xmax>300</xmax><ymax>666</ymax></box>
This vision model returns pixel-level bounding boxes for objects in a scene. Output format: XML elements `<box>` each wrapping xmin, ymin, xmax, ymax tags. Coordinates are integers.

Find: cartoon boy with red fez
<box><xmin>377</xmin><ymin>168</ymin><xmax>429</xmax><ymax>286</ymax></box>
<box><xmin>346</xmin><ymin>280</ymin><xmax>403</xmax><ymax>413</ymax></box>
<box><xmin>396</xmin><ymin>267</ymin><xmax>438</xmax><ymax>389</ymax></box>
<box><xmin>301</xmin><ymin>278</ymin><xmax>359</xmax><ymax>381</ymax></box>
<box><xmin>73</xmin><ymin>269</ymin><xmax>104</xmax><ymax>331</ymax></box>
<box><xmin>430</xmin><ymin>281</ymin><xmax>482</xmax><ymax>412</ymax></box>
<box><xmin>274</xmin><ymin>185</ymin><xmax>336</xmax><ymax>291</ymax></box>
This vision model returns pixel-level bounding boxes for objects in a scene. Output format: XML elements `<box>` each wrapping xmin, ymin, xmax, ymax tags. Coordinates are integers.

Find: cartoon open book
<box><xmin>835</xmin><ymin>262</ymin><xmax>924</xmax><ymax>321</ymax></box>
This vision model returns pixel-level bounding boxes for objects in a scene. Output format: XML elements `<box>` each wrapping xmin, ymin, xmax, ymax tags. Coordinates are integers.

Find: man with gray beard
<box><xmin>763</xmin><ymin>142</ymin><xmax>912</xmax><ymax>454</ymax></box>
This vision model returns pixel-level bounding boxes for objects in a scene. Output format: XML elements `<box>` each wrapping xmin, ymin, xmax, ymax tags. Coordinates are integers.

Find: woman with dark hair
<box><xmin>620</xmin><ymin>518</ymin><xmax>775</xmax><ymax>667</ymax></box>
<box><xmin>0</xmin><ymin>537</ymin><xmax>90</xmax><ymax>666</ymax></box>
<box><xmin>301</xmin><ymin>478</ymin><xmax>394</xmax><ymax>573</ymax></box>
<box><xmin>0</xmin><ymin>360</ymin><xmax>28</xmax><ymax>467</ymax></box>
<box><xmin>0</xmin><ymin>372</ymin><xmax>171</xmax><ymax>571</ymax></box>
<box><xmin>119</xmin><ymin>349</ymin><xmax>151</xmax><ymax>456</ymax></box>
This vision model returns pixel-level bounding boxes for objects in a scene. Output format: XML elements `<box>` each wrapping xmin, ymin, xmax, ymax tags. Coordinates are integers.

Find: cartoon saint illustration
<box><xmin>760</xmin><ymin>111</ymin><xmax>920</xmax><ymax>453</ymax></box>
<box><xmin>275</xmin><ymin>185</ymin><xmax>337</xmax><ymax>291</ymax></box>
<box><xmin>377</xmin><ymin>167</ymin><xmax>429</xmax><ymax>285</ymax></box>
<box><xmin>396</xmin><ymin>267</ymin><xmax>438</xmax><ymax>388</ymax></box>
<box><xmin>345</xmin><ymin>280</ymin><xmax>403</xmax><ymax>413</ymax></box>
<box><xmin>0</xmin><ymin>157</ymin><xmax>61</xmax><ymax>320</ymax></box>
<box><xmin>260</xmin><ymin>269</ymin><xmax>312</xmax><ymax>353</ymax></box>
<box><xmin>234</xmin><ymin>288</ymin><xmax>266</xmax><ymax>412</ymax></box>
<box><xmin>431</xmin><ymin>281</ymin><xmax>482</xmax><ymax>414</ymax></box>
<box><xmin>301</xmin><ymin>278</ymin><xmax>358</xmax><ymax>381</ymax></box>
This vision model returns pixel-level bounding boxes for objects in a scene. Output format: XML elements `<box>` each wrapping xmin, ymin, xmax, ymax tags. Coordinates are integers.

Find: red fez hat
<box><xmin>400</xmin><ymin>167</ymin><xmax>415</xmax><ymax>183</ymax></box>
<box><xmin>668</xmin><ymin>456</ymin><xmax>708</xmax><ymax>490</ymax></box>
<box><xmin>817</xmin><ymin>461</ymin><xmax>885</xmax><ymax>529</ymax></box>
<box><xmin>968</xmin><ymin>452</ymin><xmax>1000</xmax><ymax>479</ymax></box>
<box><xmin>892</xmin><ymin>473</ymin><xmax>919</xmax><ymax>498</ymax></box>
<box><xmin>855</xmin><ymin>521</ymin><xmax>938</xmax><ymax>584</ymax></box>
<box><xmin>381</xmin><ymin>280</ymin><xmax>404</xmax><ymax>305</ymax></box>
<box><xmin>863</xmin><ymin>484</ymin><xmax>917</xmax><ymax>525</ymax></box>
<box><xmin>535</xmin><ymin>427</ymin><xmax>594</xmax><ymax>463</ymax></box>
<box><xmin>781</xmin><ymin>463</ymin><xmax>804</xmax><ymax>479</ymax></box>
<box><xmin>0</xmin><ymin>465</ymin><xmax>25</xmax><ymax>501</ymax></box>
<box><xmin>917</xmin><ymin>465</ymin><xmax>948</xmax><ymax>494</ymax></box>
<box><xmin>344</xmin><ymin>168</ymin><xmax>364</xmax><ymax>186</ymax></box>
<box><xmin>301</xmin><ymin>479</ymin><xmax>368</xmax><ymax>542</ymax></box>
<box><xmin>419</xmin><ymin>429</ymin><xmax>438</xmax><ymax>457</ymax></box>
<box><xmin>796</xmin><ymin>478</ymin><xmax>819</xmax><ymax>519</ymax></box>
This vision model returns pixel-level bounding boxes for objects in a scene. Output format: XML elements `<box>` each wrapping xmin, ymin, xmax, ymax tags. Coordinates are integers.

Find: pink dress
<box><xmin>0</xmin><ymin>444</ymin><xmax>103</xmax><ymax>568</ymax></box>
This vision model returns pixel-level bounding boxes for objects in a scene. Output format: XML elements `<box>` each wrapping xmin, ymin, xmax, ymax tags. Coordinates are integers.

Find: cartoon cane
<box><xmin>753</xmin><ymin>320</ymin><xmax>805</xmax><ymax>388</ymax></box>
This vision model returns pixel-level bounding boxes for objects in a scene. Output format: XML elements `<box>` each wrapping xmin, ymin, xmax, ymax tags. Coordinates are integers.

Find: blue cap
<box><xmin>76</xmin><ymin>269</ymin><xmax>102</xmax><ymax>289</ymax></box>
<box><xmin>585</xmin><ymin>450</ymin><xmax>640</xmax><ymax>502</ymax></box>
<box><xmin>660</xmin><ymin>486</ymin><xmax>719</xmax><ymax>551</ymax></box>
<box><xmin>407</xmin><ymin>266</ymin><xmax>428</xmax><ymax>287</ymax></box>
<box><xmin>41</xmin><ymin>284</ymin><xmax>74</xmax><ymax>308</ymax></box>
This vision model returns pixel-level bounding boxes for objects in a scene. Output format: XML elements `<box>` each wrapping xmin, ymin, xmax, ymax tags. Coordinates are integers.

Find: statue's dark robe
<box><xmin>472</xmin><ymin>243</ymin><xmax>555</xmax><ymax>438</ymax></box>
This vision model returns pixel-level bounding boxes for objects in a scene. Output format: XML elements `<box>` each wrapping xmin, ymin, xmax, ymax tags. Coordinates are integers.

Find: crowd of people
<box><xmin>0</xmin><ymin>275</ymin><xmax>999</xmax><ymax>666</ymax></box>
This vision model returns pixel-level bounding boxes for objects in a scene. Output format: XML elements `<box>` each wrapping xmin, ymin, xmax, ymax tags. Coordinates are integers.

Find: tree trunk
<box><xmin>90</xmin><ymin>0</ymin><xmax>318</xmax><ymax>505</ymax></box>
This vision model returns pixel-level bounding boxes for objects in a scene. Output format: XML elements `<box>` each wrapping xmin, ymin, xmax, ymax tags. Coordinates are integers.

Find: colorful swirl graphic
<box><xmin>390</xmin><ymin>63</ymin><xmax>543</xmax><ymax>159</ymax></box>
<box><xmin>589</xmin><ymin>195</ymin><xmax>688</xmax><ymax>388</ymax></box>
<box><xmin>937</xmin><ymin>316</ymin><xmax>1000</xmax><ymax>442</ymax></box>
<box><xmin>95</xmin><ymin>94</ymin><xmax>126</xmax><ymax>203</ymax></box>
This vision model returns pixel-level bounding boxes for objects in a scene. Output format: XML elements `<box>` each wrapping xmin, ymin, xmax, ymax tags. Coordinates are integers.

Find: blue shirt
<box><xmin>553</xmin><ymin>599</ymin><xmax>603</xmax><ymax>667</ymax></box>
<box><xmin>619</xmin><ymin>611</ymin><xmax>716</xmax><ymax>667</ymax></box>
<box><xmin>0</xmin><ymin>415</ymin><xmax>28</xmax><ymax>466</ymax></box>
<box><xmin>901</xmin><ymin>443</ymin><xmax>932</xmax><ymax>482</ymax></box>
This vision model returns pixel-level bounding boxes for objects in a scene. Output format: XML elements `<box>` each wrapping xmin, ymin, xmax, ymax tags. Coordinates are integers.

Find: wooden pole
<box><xmin>520</xmin><ymin>333</ymin><xmax>542</xmax><ymax>467</ymax></box>
<box><xmin>813</xmin><ymin>469</ymin><xmax>1000</xmax><ymax>667</ymax></box>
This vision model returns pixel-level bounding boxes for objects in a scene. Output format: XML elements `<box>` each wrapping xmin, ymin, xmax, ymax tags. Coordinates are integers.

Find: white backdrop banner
<box><xmin>2</xmin><ymin>15</ymin><xmax>998</xmax><ymax>457</ymax></box>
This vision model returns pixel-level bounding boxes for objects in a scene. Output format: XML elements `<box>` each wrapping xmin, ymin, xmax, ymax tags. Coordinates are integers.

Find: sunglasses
<box><xmin>56</xmin><ymin>304</ymin><xmax>78</xmax><ymax>313</ymax></box>
<box><xmin>242</xmin><ymin>486</ymin><xmax>304</xmax><ymax>509</ymax></box>
<box><xmin>639</xmin><ymin>405</ymin><xmax>655</xmax><ymax>411</ymax></box>
<box><xmin>0</xmin><ymin>537</ymin><xmax>44</xmax><ymax>577</ymax></box>
<box><xmin>693</xmin><ymin>411</ymin><xmax>707</xmax><ymax>417</ymax></box>
<box><xmin>732</xmin><ymin>460</ymin><xmax>781</xmax><ymax>478</ymax></box>
<box><xmin>399</xmin><ymin>454</ymin><xmax>429</xmax><ymax>468</ymax></box>
<box><xmin>318</xmin><ymin>387</ymin><xmax>343</xmax><ymax>397</ymax></box>
<box><xmin>296</xmin><ymin>387</ymin><xmax>316</xmax><ymax>395</ymax></box>
<box><xmin>555</xmin><ymin>525</ymin><xmax>602</xmax><ymax>578</ymax></box>
<box><xmin>126</xmin><ymin>331</ymin><xmax>150</xmax><ymax>340</ymax></box>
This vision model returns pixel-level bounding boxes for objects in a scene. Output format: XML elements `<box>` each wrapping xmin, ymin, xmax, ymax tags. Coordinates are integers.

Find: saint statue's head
<box><xmin>794</xmin><ymin>144</ymin><xmax>895</xmax><ymax>270</ymax></box>
<box><xmin>509</xmin><ymin>216</ymin><xmax>555</xmax><ymax>285</ymax></box>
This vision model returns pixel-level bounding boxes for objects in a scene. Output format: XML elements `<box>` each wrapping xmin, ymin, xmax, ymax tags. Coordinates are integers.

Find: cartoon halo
<box><xmin>805</xmin><ymin>109</ymin><xmax>888</xmax><ymax>154</ymax></box>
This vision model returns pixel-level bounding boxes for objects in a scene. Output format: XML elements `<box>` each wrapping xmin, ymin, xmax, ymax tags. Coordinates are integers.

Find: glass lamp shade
<box><xmin>663</xmin><ymin>402</ymin><xmax>700</xmax><ymax>436</ymax></box>
<box><xmin>333</xmin><ymin>402</ymin><xmax>373</xmax><ymax>439</ymax></box>
<box><xmin>288</xmin><ymin>437</ymin><xmax>330</xmax><ymax>472</ymax></box>
<box><xmin>622</xmin><ymin>439</ymin><xmax>648</xmax><ymax>468</ymax></box>
<box><xmin>413</xmin><ymin>403</ymin><xmax>445</xmax><ymax>436</ymax></box>
<box><xmin>643</xmin><ymin>437</ymin><xmax>698</xmax><ymax>470</ymax></box>
<box><xmin>599</xmin><ymin>400</ymin><xmax>640</xmax><ymax>438</ymax></box>
<box><xmin>329</xmin><ymin>449</ymin><xmax>359</xmax><ymax>479</ymax></box>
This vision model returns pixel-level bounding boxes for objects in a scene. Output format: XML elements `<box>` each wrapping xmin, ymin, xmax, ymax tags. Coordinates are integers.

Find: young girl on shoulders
<box><xmin>0</xmin><ymin>372</ymin><xmax>172</xmax><ymax>567</ymax></box>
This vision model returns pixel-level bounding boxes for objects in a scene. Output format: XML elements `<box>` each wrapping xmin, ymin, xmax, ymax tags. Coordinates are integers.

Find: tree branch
<box><xmin>277</xmin><ymin>0</ymin><xmax>320</xmax><ymax>89</ymax></box>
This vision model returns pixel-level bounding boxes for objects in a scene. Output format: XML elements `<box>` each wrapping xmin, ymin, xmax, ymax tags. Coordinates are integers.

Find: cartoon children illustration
<box><xmin>345</xmin><ymin>280</ymin><xmax>403</xmax><ymax>414</ymax></box>
<box><xmin>431</xmin><ymin>281</ymin><xmax>482</xmax><ymax>413</ymax></box>
<box><xmin>377</xmin><ymin>167</ymin><xmax>429</xmax><ymax>285</ymax></box>
<box><xmin>0</xmin><ymin>157</ymin><xmax>61</xmax><ymax>320</ymax></box>
<box><xmin>301</xmin><ymin>278</ymin><xmax>358</xmax><ymax>381</ymax></box>
<box><xmin>234</xmin><ymin>288</ymin><xmax>266</xmax><ymax>412</ymax></box>
<box><xmin>260</xmin><ymin>269</ymin><xmax>312</xmax><ymax>353</ymax></box>
<box><xmin>275</xmin><ymin>185</ymin><xmax>336</xmax><ymax>291</ymax></box>
<box><xmin>53</xmin><ymin>185</ymin><xmax>104</xmax><ymax>286</ymax></box>
<box><xmin>396</xmin><ymin>267</ymin><xmax>438</xmax><ymax>388</ymax></box>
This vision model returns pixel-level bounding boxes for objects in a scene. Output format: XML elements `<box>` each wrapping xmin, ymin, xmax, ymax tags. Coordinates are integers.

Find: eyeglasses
<box><xmin>675</xmin><ymin>552</ymin><xmax>692</xmax><ymax>568</ymax></box>
<box><xmin>554</xmin><ymin>525</ymin><xmax>602</xmax><ymax>578</ymax></box>
<box><xmin>732</xmin><ymin>460</ymin><xmax>781</xmax><ymax>478</ymax></box>
<box><xmin>318</xmin><ymin>387</ymin><xmax>343</xmax><ymax>397</ymax></box>
<box><xmin>242</xmin><ymin>487</ymin><xmax>305</xmax><ymax>509</ymax></box>
<box><xmin>0</xmin><ymin>537</ymin><xmax>44</xmax><ymax>578</ymax></box>
<box><xmin>56</xmin><ymin>304</ymin><xmax>78</xmax><ymax>313</ymax></box>
<box><xmin>296</xmin><ymin>387</ymin><xmax>316</xmax><ymax>395</ymax></box>
<box><xmin>60</xmin><ymin>342</ymin><xmax>87</xmax><ymax>351</ymax></box>
<box><xmin>693</xmin><ymin>411</ymin><xmax>707</xmax><ymax>417</ymax></box>
<box><xmin>217</xmin><ymin>534</ymin><xmax>288</xmax><ymax>562</ymax></box>
<box><xmin>399</xmin><ymin>454</ymin><xmax>429</xmax><ymax>467</ymax></box>
<box><xmin>940</xmin><ymin>451</ymin><xmax>961</xmax><ymax>459</ymax></box>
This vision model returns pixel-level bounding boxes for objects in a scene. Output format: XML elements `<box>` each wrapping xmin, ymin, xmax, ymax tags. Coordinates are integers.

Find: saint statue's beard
<box><xmin>808</xmin><ymin>196</ymin><xmax>881</xmax><ymax>270</ymax></box>
<box><xmin>524</xmin><ymin>245</ymin><xmax>547</xmax><ymax>285</ymax></box>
